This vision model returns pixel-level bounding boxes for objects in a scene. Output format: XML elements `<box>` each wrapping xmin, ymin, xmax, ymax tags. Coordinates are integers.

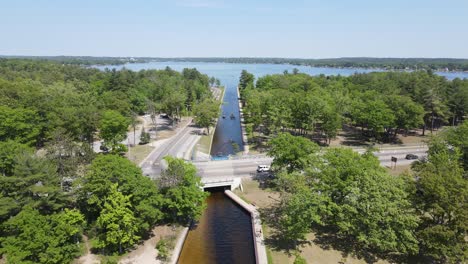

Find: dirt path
<box><xmin>75</xmin><ymin>236</ymin><xmax>100</xmax><ymax>264</ymax></box>
<box><xmin>119</xmin><ymin>225</ymin><xmax>181</xmax><ymax>264</ymax></box>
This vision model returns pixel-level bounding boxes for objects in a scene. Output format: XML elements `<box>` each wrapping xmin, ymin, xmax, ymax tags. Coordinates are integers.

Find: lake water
<box><xmin>96</xmin><ymin>61</ymin><xmax>468</xmax><ymax>155</ymax></box>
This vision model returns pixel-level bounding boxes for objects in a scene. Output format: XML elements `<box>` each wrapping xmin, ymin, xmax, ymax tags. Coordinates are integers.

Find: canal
<box><xmin>177</xmin><ymin>191</ymin><xmax>255</xmax><ymax>264</ymax></box>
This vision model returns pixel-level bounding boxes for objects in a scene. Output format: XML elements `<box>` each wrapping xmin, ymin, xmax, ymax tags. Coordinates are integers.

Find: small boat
<box><xmin>222</xmin><ymin>114</ymin><xmax>226</xmax><ymax>119</ymax></box>
<box><xmin>230</xmin><ymin>113</ymin><xmax>235</xmax><ymax>119</ymax></box>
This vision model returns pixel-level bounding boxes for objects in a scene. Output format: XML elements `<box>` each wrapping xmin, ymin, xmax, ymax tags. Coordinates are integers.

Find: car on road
<box><xmin>405</xmin><ymin>154</ymin><xmax>419</xmax><ymax>160</ymax></box>
<box><xmin>257</xmin><ymin>165</ymin><xmax>270</xmax><ymax>172</ymax></box>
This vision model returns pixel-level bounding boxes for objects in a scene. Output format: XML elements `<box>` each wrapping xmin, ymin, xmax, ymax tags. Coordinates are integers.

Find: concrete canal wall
<box><xmin>224</xmin><ymin>190</ymin><xmax>268</xmax><ymax>264</ymax></box>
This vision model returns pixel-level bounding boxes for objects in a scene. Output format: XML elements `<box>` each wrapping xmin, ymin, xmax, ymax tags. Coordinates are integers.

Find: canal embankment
<box><xmin>224</xmin><ymin>190</ymin><xmax>268</xmax><ymax>264</ymax></box>
<box><xmin>237</xmin><ymin>86</ymin><xmax>249</xmax><ymax>155</ymax></box>
<box><xmin>193</xmin><ymin>86</ymin><xmax>225</xmax><ymax>159</ymax></box>
<box><xmin>169</xmin><ymin>227</ymin><xmax>189</xmax><ymax>264</ymax></box>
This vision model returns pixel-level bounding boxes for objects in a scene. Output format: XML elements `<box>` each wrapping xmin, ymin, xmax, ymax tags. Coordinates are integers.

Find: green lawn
<box><xmin>127</xmin><ymin>144</ymin><xmax>154</xmax><ymax>165</ymax></box>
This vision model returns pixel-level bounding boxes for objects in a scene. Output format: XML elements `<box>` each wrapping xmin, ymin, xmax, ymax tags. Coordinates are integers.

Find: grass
<box><xmin>126</xmin><ymin>144</ymin><xmax>154</xmax><ymax>165</ymax></box>
<box><xmin>195</xmin><ymin>129</ymin><xmax>214</xmax><ymax>155</ymax></box>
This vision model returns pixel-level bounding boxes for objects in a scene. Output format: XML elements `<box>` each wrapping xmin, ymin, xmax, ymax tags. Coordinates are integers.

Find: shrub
<box><xmin>156</xmin><ymin>238</ymin><xmax>169</xmax><ymax>260</ymax></box>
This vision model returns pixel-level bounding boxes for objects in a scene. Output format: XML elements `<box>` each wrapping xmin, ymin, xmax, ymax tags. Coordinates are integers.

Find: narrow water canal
<box><xmin>178</xmin><ymin>191</ymin><xmax>255</xmax><ymax>264</ymax></box>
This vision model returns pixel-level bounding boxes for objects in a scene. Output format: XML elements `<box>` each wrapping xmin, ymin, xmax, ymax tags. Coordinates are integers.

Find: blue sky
<box><xmin>1</xmin><ymin>0</ymin><xmax>467</xmax><ymax>58</ymax></box>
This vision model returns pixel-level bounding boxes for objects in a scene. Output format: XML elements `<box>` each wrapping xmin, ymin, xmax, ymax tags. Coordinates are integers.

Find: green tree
<box><xmin>268</xmin><ymin>133</ymin><xmax>320</xmax><ymax>173</ymax></box>
<box><xmin>239</xmin><ymin>70</ymin><xmax>255</xmax><ymax>92</ymax></box>
<box><xmin>159</xmin><ymin>156</ymin><xmax>208</xmax><ymax>223</ymax></box>
<box><xmin>412</xmin><ymin>139</ymin><xmax>467</xmax><ymax>263</ymax></box>
<box><xmin>278</xmin><ymin>187</ymin><xmax>327</xmax><ymax>242</ymax></box>
<box><xmin>315</xmin><ymin>148</ymin><xmax>419</xmax><ymax>254</ymax></box>
<box><xmin>0</xmin><ymin>105</ymin><xmax>42</xmax><ymax>146</ymax></box>
<box><xmin>0</xmin><ymin>140</ymin><xmax>31</xmax><ymax>176</ymax></box>
<box><xmin>0</xmin><ymin>153</ymin><xmax>67</xmax><ymax>216</ymax></box>
<box><xmin>139</xmin><ymin>127</ymin><xmax>150</xmax><ymax>145</ymax></box>
<box><xmin>1</xmin><ymin>208</ymin><xmax>85</xmax><ymax>264</ymax></box>
<box><xmin>79</xmin><ymin>155</ymin><xmax>163</xmax><ymax>234</ymax></box>
<box><xmin>444</xmin><ymin>120</ymin><xmax>468</xmax><ymax>170</ymax></box>
<box><xmin>94</xmin><ymin>183</ymin><xmax>140</xmax><ymax>254</ymax></box>
<box><xmin>193</xmin><ymin>98</ymin><xmax>219</xmax><ymax>134</ymax></box>
<box><xmin>277</xmin><ymin>148</ymin><xmax>419</xmax><ymax>254</ymax></box>
<box><xmin>99</xmin><ymin>110</ymin><xmax>129</xmax><ymax>153</ymax></box>
<box><xmin>385</xmin><ymin>95</ymin><xmax>424</xmax><ymax>136</ymax></box>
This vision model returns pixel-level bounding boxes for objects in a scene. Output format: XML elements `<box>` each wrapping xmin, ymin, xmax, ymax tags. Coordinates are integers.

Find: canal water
<box><xmin>177</xmin><ymin>191</ymin><xmax>255</xmax><ymax>264</ymax></box>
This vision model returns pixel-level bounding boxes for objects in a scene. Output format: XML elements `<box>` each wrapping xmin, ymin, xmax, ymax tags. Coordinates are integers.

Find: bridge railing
<box><xmin>192</xmin><ymin>154</ymin><xmax>270</xmax><ymax>162</ymax></box>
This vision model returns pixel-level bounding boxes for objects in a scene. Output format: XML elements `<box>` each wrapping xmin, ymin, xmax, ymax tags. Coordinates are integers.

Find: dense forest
<box><xmin>240</xmin><ymin>69</ymin><xmax>468</xmax><ymax>144</ymax></box>
<box><xmin>0</xmin><ymin>59</ymin><xmax>212</xmax><ymax>263</ymax></box>
<box><xmin>3</xmin><ymin>56</ymin><xmax>468</xmax><ymax>71</ymax></box>
<box><xmin>240</xmin><ymin>70</ymin><xmax>467</xmax><ymax>263</ymax></box>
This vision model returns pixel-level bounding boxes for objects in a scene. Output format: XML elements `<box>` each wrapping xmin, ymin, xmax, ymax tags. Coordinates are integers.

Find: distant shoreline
<box><xmin>2</xmin><ymin>55</ymin><xmax>468</xmax><ymax>72</ymax></box>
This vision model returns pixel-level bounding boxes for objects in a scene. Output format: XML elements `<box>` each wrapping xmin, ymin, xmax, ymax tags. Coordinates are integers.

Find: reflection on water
<box><xmin>178</xmin><ymin>191</ymin><xmax>255</xmax><ymax>264</ymax></box>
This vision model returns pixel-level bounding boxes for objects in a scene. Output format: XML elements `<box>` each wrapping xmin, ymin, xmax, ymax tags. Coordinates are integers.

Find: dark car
<box><xmin>405</xmin><ymin>154</ymin><xmax>418</xmax><ymax>160</ymax></box>
<box><xmin>99</xmin><ymin>145</ymin><xmax>109</xmax><ymax>152</ymax></box>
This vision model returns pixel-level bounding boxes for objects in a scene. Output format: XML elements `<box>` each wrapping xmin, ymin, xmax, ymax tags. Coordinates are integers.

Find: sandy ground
<box><xmin>74</xmin><ymin>236</ymin><xmax>100</xmax><ymax>264</ymax></box>
<box><xmin>329</xmin><ymin>126</ymin><xmax>439</xmax><ymax>148</ymax></box>
<box><xmin>119</xmin><ymin>225</ymin><xmax>181</xmax><ymax>264</ymax></box>
<box><xmin>235</xmin><ymin>179</ymin><xmax>390</xmax><ymax>264</ymax></box>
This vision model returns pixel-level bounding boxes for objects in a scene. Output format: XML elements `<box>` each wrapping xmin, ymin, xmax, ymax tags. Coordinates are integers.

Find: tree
<box><xmin>351</xmin><ymin>97</ymin><xmax>395</xmax><ymax>139</ymax></box>
<box><xmin>268</xmin><ymin>133</ymin><xmax>320</xmax><ymax>173</ymax></box>
<box><xmin>444</xmin><ymin>120</ymin><xmax>468</xmax><ymax>170</ymax></box>
<box><xmin>239</xmin><ymin>70</ymin><xmax>254</xmax><ymax>90</ymax></box>
<box><xmin>193</xmin><ymin>98</ymin><xmax>219</xmax><ymax>134</ymax></box>
<box><xmin>0</xmin><ymin>105</ymin><xmax>42</xmax><ymax>146</ymax></box>
<box><xmin>45</xmin><ymin>129</ymin><xmax>95</xmax><ymax>191</ymax></box>
<box><xmin>130</xmin><ymin>112</ymin><xmax>140</xmax><ymax>147</ymax></box>
<box><xmin>159</xmin><ymin>156</ymin><xmax>208</xmax><ymax>223</ymax></box>
<box><xmin>79</xmin><ymin>154</ymin><xmax>163</xmax><ymax>234</ymax></box>
<box><xmin>321</xmin><ymin>103</ymin><xmax>341</xmax><ymax>144</ymax></box>
<box><xmin>94</xmin><ymin>183</ymin><xmax>140</xmax><ymax>254</ymax></box>
<box><xmin>412</xmin><ymin>139</ymin><xmax>467</xmax><ymax>262</ymax></box>
<box><xmin>277</xmin><ymin>148</ymin><xmax>419</xmax><ymax>254</ymax></box>
<box><xmin>385</xmin><ymin>95</ymin><xmax>424</xmax><ymax>136</ymax></box>
<box><xmin>315</xmin><ymin>148</ymin><xmax>419</xmax><ymax>254</ymax></box>
<box><xmin>1</xmin><ymin>208</ymin><xmax>85</xmax><ymax>264</ymax></box>
<box><xmin>0</xmin><ymin>140</ymin><xmax>31</xmax><ymax>176</ymax></box>
<box><xmin>278</xmin><ymin>187</ymin><xmax>327</xmax><ymax>242</ymax></box>
<box><xmin>0</xmin><ymin>153</ymin><xmax>67</xmax><ymax>216</ymax></box>
<box><xmin>139</xmin><ymin>128</ymin><xmax>150</xmax><ymax>145</ymax></box>
<box><xmin>99</xmin><ymin>110</ymin><xmax>129</xmax><ymax>153</ymax></box>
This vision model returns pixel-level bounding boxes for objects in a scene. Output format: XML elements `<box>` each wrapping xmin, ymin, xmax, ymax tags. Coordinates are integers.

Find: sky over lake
<box><xmin>1</xmin><ymin>0</ymin><xmax>467</xmax><ymax>58</ymax></box>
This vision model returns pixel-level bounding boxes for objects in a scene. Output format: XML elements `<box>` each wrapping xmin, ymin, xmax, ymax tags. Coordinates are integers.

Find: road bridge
<box><xmin>137</xmin><ymin>117</ymin><xmax>428</xmax><ymax>182</ymax></box>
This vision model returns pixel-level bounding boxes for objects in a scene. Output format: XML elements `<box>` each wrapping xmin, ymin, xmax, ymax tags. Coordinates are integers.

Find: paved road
<box><xmin>140</xmin><ymin>119</ymin><xmax>204</xmax><ymax>177</ymax></box>
<box><xmin>191</xmin><ymin>146</ymin><xmax>427</xmax><ymax>179</ymax></box>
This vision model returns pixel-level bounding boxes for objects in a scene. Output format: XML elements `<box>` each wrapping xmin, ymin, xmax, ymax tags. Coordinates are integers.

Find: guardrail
<box><xmin>192</xmin><ymin>154</ymin><xmax>270</xmax><ymax>162</ymax></box>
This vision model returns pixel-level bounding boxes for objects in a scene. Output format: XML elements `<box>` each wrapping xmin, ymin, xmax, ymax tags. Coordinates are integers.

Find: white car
<box><xmin>257</xmin><ymin>165</ymin><xmax>270</xmax><ymax>173</ymax></box>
